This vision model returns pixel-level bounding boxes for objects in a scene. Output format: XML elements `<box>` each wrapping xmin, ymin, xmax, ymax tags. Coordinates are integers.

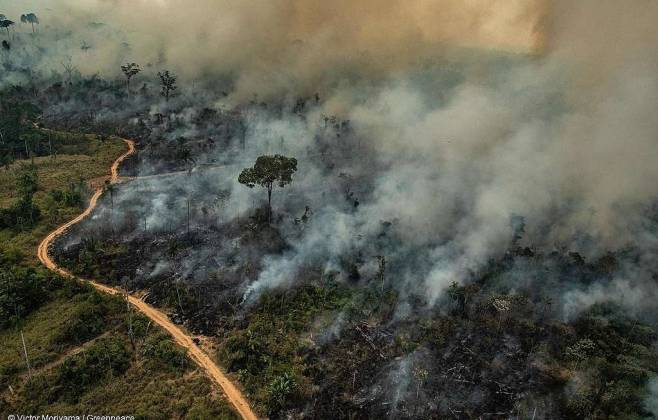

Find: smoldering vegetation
<box><xmin>2</xmin><ymin>0</ymin><xmax>658</xmax><ymax>418</ymax></box>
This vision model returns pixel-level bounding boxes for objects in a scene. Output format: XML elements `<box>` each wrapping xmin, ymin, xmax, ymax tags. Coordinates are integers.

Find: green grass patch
<box><xmin>0</xmin><ymin>133</ymin><xmax>125</xmax><ymax>263</ymax></box>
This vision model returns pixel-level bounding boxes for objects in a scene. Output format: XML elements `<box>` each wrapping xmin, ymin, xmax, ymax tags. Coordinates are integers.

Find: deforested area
<box><xmin>1</xmin><ymin>1</ymin><xmax>657</xmax><ymax>419</ymax></box>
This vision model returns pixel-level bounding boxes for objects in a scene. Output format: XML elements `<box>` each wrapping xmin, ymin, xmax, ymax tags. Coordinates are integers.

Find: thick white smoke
<box><xmin>8</xmin><ymin>0</ymin><xmax>656</xmax><ymax>313</ymax></box>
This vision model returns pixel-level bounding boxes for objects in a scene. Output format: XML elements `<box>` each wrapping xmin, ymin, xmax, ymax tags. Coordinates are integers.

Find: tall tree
<box><xmin>0</xmin><ymin>19</ymin><xmax>14</xmax><ymax>38</ymax></box>
<box><xmin>175</xmin><ymin>137</ymin><xmax>195</xmax><ymax>174</ymax></box>
<box><xmin>61</xmin><ymin>56</ymin><xmax>75</xmax><ymax>85</ymax></box>
<box><xmin>17</xmin><ymin>165</ymin><xmax>38</xmax><ymax>198</ymax></box>
<box><xmin>0</xmin><ymin>101</ymin><xmax>41</xmax><ymax>162</ymax></box>
<box><xmin>15</xmin><ymin>165</ymin><xmax>40</xmax><ymax>225</ymax></box>
<box><xmin>238</xmin><ymin>154</ymin><xmax>297</xmax><ymax>223</ymax></box>
<box><xmin>121</xmin><ymin>62</ymin><xmax>141</xmax><ymax>88</ymax></box>
<box><xmin>20</xmin><ymin>13</ymin><xmax>39</xmax><ymax>33</ymax></box>
<box><xmin>158</xmin><ymin>70</ymin><xmax>177</xmax><ymax>101</ymax></box>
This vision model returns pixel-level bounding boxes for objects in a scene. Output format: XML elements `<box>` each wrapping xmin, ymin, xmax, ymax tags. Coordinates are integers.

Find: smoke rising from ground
<box><xmin>5</xmin><ymin>0</ymin><xmax>657</xmax><ymax>316</ymax></box>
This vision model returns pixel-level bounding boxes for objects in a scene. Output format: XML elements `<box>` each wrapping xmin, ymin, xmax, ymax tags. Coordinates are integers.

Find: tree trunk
<box><xmin>125</xmin><ymin>292</ymin><xmax>137</xmax><ymax>355</ymax></box>
<box><xmin>175</xmin><ymin>280</ymin><xmax>184</xmax><ymax>315</ymax></box>
<box><xmin>267</xmin><ymin>186</ymin><xmax>272</xmax><ymax>224</ymax></box>
<box><xmin>29</xmin><ymin>200</ymin><xmax>34</xmax><ymax>223</ymax></box>
<box><xmin>121</xmin><ymin>277</ymin><xmax>137</xmax><ymax>356</ymax></box>
<box><xmin>187</xmin><ymin>198</ymin><xmax>190</xmax><ymax>235</ymax></box>
<box><xmin>21</xmin><ymin>331</ymin><xmax>32</xmax><ymax>379</ymax></box>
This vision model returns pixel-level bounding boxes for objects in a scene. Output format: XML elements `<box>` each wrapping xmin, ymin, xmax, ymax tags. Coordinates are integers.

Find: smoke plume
<box><xmin>4</xmin><ymin>0</ymin><xmax>657</xmax><ymax>316</ymax></box>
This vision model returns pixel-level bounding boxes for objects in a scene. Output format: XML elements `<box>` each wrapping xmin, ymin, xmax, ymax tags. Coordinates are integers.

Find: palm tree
<box><xmin>121</xmin><ymin>62</ymin><xmax>141</xmax><ymax>88</ymax></box>
<box><xmin>20</xmin><ymin>13</ymin><xmax>39</xmax><ymax>33</ymax></box>
<box><xmin>0</xmin><ymin>19</ymin><xmax>14</xmax><ymax>39</ymax></box>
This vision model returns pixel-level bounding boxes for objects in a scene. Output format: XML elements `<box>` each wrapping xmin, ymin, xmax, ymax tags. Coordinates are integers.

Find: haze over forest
<box><xmin>1</xmin><ymin>0</ymin><xmax>657</xmax><ymax>419</ymax></box>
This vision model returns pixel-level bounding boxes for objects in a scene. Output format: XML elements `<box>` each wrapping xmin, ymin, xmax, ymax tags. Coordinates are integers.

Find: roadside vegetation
<box><xmin>0</xmin><ymin>132</ymin><xmax>235</xmax><ymax>419</ymax></box>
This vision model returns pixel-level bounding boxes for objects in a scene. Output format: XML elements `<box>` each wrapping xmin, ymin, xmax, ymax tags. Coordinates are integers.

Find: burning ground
<box><xmin>51</xmin><ymin>67</ymin><xmax>658</xmax><ymax>417</ymax></box>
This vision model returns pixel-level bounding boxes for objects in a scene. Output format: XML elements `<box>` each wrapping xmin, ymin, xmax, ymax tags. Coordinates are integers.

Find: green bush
<box><xmin>565</xmin><ymin>338</ymin><xmax>597</xmax><ymax>363</ymax></box>
<box><xmin>266</xmin><ymin>372</ymin><xmax>297</xmax><ymax>416</ymax></box>
<box><xmin>186</xmin><ymin>397</ymin><xmax>237</xmax><ymax>420</ymax></box>
<box><xmin>49</xmin><ymin>182</ymin><xmax>84</xmax><ymax>208</ymax></box>
<box><xmin>0</xmin><ymin>101</ymin><xmax>42</xmax><ymax>163</ymax></box>
<box><xmin>55</xmin><ymin>300</ymin><xmax>107</xmax><ymax>344</ymax></box>
<box><xmin>0</xmin><ymin>164</ymin><xmax>41</xmax><ymax>229</ymax></box>
<box><xmin>0</xmin><ymin>265</ymin><xmax>49</xmax><ymax>328</ymax></box>
<box><xmin>0</xmin><ymin>245</ymin><xmax>25</xmax><ymax>265</ymax></box>
<box><xmin>142</xmin><ymin>333</ymin><xmax>190</xmax><ymax>373</ymax></box>
<box><xmin>21</xmin><ymin>336</ymin><xmax>131</xmax><ymax>407</ymax></box>
<box><xmin>52</xmin><ymin>337</ymin><xmax>130</xmax><ymax>403</ymax></box>
<box><xmin>0</xmin><ymin>198</ymin><xmax>41</xmax><ymax>229</ymax></box>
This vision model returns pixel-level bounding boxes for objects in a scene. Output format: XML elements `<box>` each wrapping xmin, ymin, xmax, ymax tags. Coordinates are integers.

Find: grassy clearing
<box><xmin>8</xmin><ymin>315</ymin><xmax>237</xmax><ymax>419</ymax></box>
<box><xmin>0</xmin><ymin>132</ymin><xmax>125</xmax><ymax>263</ymax></box>
<box><xmin>0</xmin><ymin>294</ymin><xmax>94</xmax><ymax>377</ymax></box>
<box><xmin>0</xmin><ymin>133</ymin><xmax>123</xmax><ymax>206</ymax></box>
<box><xmin>44</xmin><ymin>365</ymin><xmax>237</xmax><ymax>419</ymax></box>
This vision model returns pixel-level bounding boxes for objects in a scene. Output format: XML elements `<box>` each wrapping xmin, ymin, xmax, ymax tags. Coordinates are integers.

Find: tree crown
<box><xmin>121</xmin><ymin>62</ymin><xmax>141</xmax><ymax>79</ymax></box>
<box><xmin>20</xmin><ymin>13</ymin><xmax>38</xmax><ymax>24</ymax></box>
<box><xmin>158</xmin><ymin>71</ymin><xmax>177</xmax><ymax>88</ymax></box>
<box><xmin>238</xmin><ymin>155</ymin><xmax>297</xmax><ymax>189</ymax></box>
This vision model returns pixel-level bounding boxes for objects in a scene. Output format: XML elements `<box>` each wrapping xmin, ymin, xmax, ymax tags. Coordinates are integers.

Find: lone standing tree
<box><xmin>121</xmin><ymin>62</ymin><xmax>141</xmax><ymax>88</ymax></box>
<box><xmin>0</xmin><ymin>18</ymin><xmax>14</xmax><ymax>38</ymax></box>
<box><xmin>158</xmin><ymin>70</ymin><xmax>177</xmax><ymax>101</ymax></box>
<box><xmin>20</xmin><ymin>13</ymin><xmax>39</xmax><ymax>33</ymax></box>
<box><xmin>238</xmin><ymin>154</ymin><xmax>297</xmax><ymax>223</ymax></box>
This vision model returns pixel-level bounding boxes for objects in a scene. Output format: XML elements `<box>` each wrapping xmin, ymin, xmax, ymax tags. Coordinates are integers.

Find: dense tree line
<box><xmin>0</xmin><ymin>262</ymin><xmax>51</xmax><ymax>329</ymax></box>
<box><xmin>0</xmin><ymin>100</ymin><xmax>42</xmax><ymax>165</ymax></box>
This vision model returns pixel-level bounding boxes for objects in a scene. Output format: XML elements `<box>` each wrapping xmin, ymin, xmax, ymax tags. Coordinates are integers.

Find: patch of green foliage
<box><xmin>219</xmin><ymin>281</ymin><xmax>349</xmax><ymax>414</ymax></box>
<box><xmin>47</xmin><ymin>182</ymin><xmax>84</xmax><ymax>209</ymax></box>
<box><xmin>561</xmin><ymin>304</ymin><xmax>658</xmax><ymax>419</ymax></box>
<box><xmin>0</xmin><ymin>165</ymin><xmax>41</xmax><ymax>229</ymax></box>
<box><xmin>23</xmin><ymin>337</ymin><xmax>131</xmax><ymax>405</ymax></box>
<box><xmin>0</xmin><ymin>261</ymin><xmax>52</xmax><ymax>328</ymax></box>
<box><xmin>53</xmin><ymin>294</ymin><xmax>114</xmax><ymax>345</ymax></box>
<box><xmin>266</xmin><ymin>372</ymin><xmax>297</xmax><ymax>416</ymax></box>
<box><xmin>142</xmin><ymin>333</ymin><xmax>190</xmax><ymax>373</ymax></box>
<box><xmin>0</xmin><ymin>100</ymin><xmax>42</xmax><ymax>166</ymax></box>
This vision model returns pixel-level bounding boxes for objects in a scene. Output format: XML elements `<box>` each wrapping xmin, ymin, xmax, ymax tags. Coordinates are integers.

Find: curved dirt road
<box><xmin>37</xmin><ymin>138</ymin><xmax>257</xmax><ymax>420</ymax></box>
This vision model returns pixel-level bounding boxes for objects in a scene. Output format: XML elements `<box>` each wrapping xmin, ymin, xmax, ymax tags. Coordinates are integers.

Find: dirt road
<box><xmin>37</xmin><ymin>138</ymin><xmax>258</xmax><ymax>420</ymax></box>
